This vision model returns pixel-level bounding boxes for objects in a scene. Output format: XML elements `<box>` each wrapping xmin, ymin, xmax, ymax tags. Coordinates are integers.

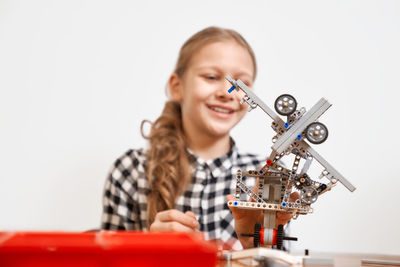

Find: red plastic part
<box><xmin>259</xmin><ymin>228</ymin><xmax>278</xmax><ymax>246</ymax></box>
<box><xmin>266</xmin><ymin>159</ymin><xmax>272</xmax><ymax>166</ymax></box>
<box><xmin>0</xmin><ymin>231</ymin><xmax>217</xmax><ymax>267</ymax></box>
<box><xmin>272</xmin><ymin>228</ymin><xmax>277</xmax><ymax>246</ymax></box>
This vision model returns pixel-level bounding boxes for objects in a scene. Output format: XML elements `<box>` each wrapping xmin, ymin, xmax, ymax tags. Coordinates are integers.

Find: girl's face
<box><xmin>170</xmin><ymin>41</ymin><xmax>255</xmax><ymax>141</ymax></box>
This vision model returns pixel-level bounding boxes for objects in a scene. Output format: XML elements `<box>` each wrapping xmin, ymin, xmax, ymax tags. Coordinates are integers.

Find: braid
<box><xmin>142</xmin><ymin>101</ymin><xmax>191</xmax><ymax>227</ymax></box>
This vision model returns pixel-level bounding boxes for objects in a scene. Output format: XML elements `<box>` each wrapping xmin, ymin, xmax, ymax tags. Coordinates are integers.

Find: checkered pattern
<box><xmin>101</xmin><ymin>140</ymin><xmax>265</xmax><ymax>247</ymax></box>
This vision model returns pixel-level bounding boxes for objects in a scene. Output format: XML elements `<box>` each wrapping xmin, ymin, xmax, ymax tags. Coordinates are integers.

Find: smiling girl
<box><xmin>101</xmin><ymin>26</ymin><xmax>292</xmax><ymax>249</ymax></box>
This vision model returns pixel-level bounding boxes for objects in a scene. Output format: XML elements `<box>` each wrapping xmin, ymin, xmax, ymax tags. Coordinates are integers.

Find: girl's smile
<box><xmin>170</xmin><ymin>41</ymin><xmax>255</xmax><ymax>146</ymax></box>
<box><xmin>207</xmin><ymin>103</ymin><xmax>237</xmax><ymax>119</ymax></box>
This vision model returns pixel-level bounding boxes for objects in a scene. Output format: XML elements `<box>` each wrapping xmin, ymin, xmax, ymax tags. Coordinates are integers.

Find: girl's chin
<box><xmin>207</xmin><ymin>124</ymin><xmax>233</xmax><ymax>138</ymax></box>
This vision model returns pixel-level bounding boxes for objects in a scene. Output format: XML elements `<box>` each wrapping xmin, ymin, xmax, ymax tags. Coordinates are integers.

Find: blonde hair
<box><xmin>142</xmin><ymin>26</ymin><xmax>257</xmax><ymax>227</ymax></box>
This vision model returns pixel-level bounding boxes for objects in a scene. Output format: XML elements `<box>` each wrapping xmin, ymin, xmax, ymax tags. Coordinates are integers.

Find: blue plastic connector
<box><xmin>297</xmin><ymin>134</ymin><xmax>302</xmax><ymax>140</ymax></box>
<box><xmin>228</xmin><ymin>85</ymin><xmax>236</xmax><ymax>93</ymax></box>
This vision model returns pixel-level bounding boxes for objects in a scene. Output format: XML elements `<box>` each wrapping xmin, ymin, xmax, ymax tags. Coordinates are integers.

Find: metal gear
<box><xmin>293</xmin><ymin>174</ymin><xmax>312</xmax><ymax>190</ymax></box>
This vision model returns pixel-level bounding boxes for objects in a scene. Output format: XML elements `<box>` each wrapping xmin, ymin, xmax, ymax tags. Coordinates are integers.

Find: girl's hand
<box><xmin>226</xmin><ymin>178</ymin><xmax>300</xmax><ymax>249</ymax></box>
<box><xmin>226</xmin><ymin>193</ymin><xmax>263</xmax><ymax>249</ymax></box>
<box><xmin>276</xmin><ymin>191</ymin><xmax>300</xmax><ymax>227</ymax></box>
<box><xmin>149</xmin><ymin>209</ymin><xmax>200</xmax><ymax>233</ymax></box>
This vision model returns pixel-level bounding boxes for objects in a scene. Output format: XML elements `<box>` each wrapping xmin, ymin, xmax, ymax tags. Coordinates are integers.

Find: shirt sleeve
<box><xmin>101</xmin><ymin>152</ymin><xmax>144</xmax><ymax>230</ymax></box>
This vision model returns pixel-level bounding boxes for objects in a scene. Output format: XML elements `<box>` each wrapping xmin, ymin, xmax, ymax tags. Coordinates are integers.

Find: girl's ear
<box><xmin>168</xmin><ymin>73</ymin><xmax>183</xmax><ymax>102</ymax></box>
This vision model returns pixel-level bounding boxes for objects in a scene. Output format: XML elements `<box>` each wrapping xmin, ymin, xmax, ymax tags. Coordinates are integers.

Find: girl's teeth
<box><xmin>211</xmin><ymin>107</ymin><xmax>231</xmax><ymax>114</ymax></box>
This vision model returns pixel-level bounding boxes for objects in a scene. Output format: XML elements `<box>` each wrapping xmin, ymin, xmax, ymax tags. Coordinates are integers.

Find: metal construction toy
<box><xmin>225</xmin><ymin>76</ymin><xmax>356</xmax><ymax>249</ymax></box>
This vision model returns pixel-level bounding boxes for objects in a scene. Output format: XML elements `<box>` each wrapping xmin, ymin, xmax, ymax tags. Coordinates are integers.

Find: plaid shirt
<box><xmin>101</xmin><ymin>140</ymin><xmax>265</xmax><ymax>247</ymax></box>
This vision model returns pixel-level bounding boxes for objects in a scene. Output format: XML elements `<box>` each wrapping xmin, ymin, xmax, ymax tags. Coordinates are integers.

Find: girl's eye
<box><xmin>239</xmin><ymin>79</ymin><xmax>251</xmax><ymax>87</ymax></box>
<box><xmin>205</xmin><ymin>75</ymin><xmax>218</xmax><ymax>81</ymax></box>
<box><xmin>243</xmin><ymin>81</ymin><xmax>251</xmax><ymax>87</ymax></box>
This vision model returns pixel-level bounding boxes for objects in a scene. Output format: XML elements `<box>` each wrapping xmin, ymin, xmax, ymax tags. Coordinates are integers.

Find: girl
<box><xmin>101</xmin><ymin>26</ymin><xmax>294</xmax><ymax>250</ymax></box>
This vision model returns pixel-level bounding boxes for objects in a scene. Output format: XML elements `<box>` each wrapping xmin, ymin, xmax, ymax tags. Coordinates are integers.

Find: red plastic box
<box><xmin>0</xmin><ymin>231</ymin><xmax>217</xmax><ymax>267</ymax></box>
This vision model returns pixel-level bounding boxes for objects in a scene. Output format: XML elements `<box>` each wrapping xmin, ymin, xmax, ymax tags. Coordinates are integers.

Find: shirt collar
<box><xmin>186</xmin><ymin>138</ymin><xmax>238</xmax><ymax>178</ymax></box>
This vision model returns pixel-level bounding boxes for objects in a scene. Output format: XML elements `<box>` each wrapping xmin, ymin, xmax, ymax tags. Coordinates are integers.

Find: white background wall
<box><xmin>1</xmin><ymin>0</ymin><xmax>399</xmax><ymax>255</ymax></box>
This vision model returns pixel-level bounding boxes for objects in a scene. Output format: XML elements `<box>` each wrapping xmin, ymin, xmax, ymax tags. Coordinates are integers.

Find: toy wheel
<box><xmin>300</xmin><ymin>187</ymin><xmax>318</xmax><ymax>204</ymax></box>
<box><xmin>240</xmin><ymin>222</ymin><xmax>262</xmax><ymax>247</ymax></box>
<box><xmin>274</xmin><ymin>94</ymin><xmax>297</xmax><ymax>116</ymax></box>
<box><xmin>305</xmin><ymin>122</ymin><xmax>328</xmax><ymax>144</ymax></box>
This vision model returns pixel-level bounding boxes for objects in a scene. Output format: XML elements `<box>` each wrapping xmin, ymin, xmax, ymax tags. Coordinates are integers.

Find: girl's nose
<box><xmin>215</xmin><ymin>84</ymin><xmax>234</xmax><ymax>101</ymax></box>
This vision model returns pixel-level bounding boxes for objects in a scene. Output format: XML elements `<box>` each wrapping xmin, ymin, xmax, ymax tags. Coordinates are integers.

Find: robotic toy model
<box><xmin>225</xmin><ymin>76</ymin><xmax>356</xmax><ymax>249</ymax></box>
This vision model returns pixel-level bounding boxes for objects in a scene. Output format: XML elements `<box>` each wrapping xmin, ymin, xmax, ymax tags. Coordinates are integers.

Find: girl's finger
<box><xmin>185</xmin><ymin>210</ymin><xmax>197</xmax><ymax>220</ymax></box>
<box><xmin>249</xmin><ymin>177</ymin><xmax>259</xmax><ymax>203</ymax></box>
<box><xmin>152</xmin><ymin>220</ymin><xmax>196</xmax><ymax>232</ymax></box>
<box><xmin>289</xmin><ymin>191</ymin><xmax>301</xmax><ymax>202</ymax></box>
<box><xmin>156</xmin><ymin>209</ymin><xmax>199</xmax><ymax>229</ymax></box>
